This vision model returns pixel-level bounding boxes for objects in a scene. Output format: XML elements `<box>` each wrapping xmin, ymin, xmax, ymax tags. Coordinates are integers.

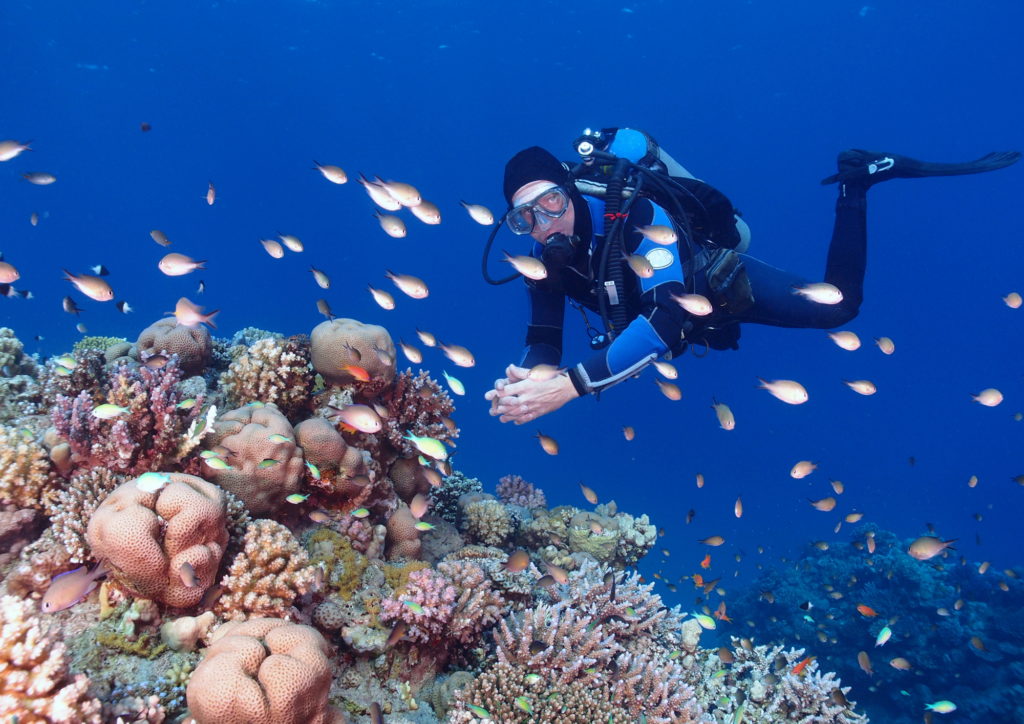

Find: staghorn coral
<box><xmin>461</xmin><ymin>499</ymin><xmax>515</xmax><ymax>548</ymax></box>
<box><xmin>216</xmin><ymin>519</ymin><xmax>317</xmax><ymax>620</ymax></box>
<box><xmin>51</xmin><ymin>356</ymin><xmax>203</xmax><ymax>476</ymax></box>
<box><xmin>218</xmin><ymin>336</ymin><xmax>314</xmax><ymax>419</ymax></box>
<box><xmin>186</xmin><ymin>618</ymin><xmax>345</xmax><ymax>724</ymax></box>
<box><xmin>436</xmin><ymin>560</ymin><xmax>506</xmax><ymax>645</ymax></box>
<box><xmin>0</xmin><ymin>424</ymin><xmax>55</xmax><ymax>510</ymax></box>
<box><xmin>0</xmin><ymin>595</ymin><xmax>103</xmax><ymax>724</ymax></box>
<box><xmin>136</xmin><ymin>317</ymin><xmax>212</xmax><ymax>376</ymax></box>
<box><xmin>428</xmin><ymin>469</ymin><xmax>481</xmax><ymax>525</ymax></box>
<box><xmin>496</xmin><ymin>474</ymin><xmax>547</xmax><ymax>509</ymax></box>
<box><xmin>86</xmin><ymin>475</ymin><xmax>229</xmax><ymax>608</ymax></box>
<box><xmin>200</xmin><ymin>403</ymin><xmax>304</xmax><ymax>515</ymax></box>
<box><xmin>612</xmin><ymin>651</ymin><xmax>704</xmax><ymax>724</ymax></box>
<box><xmin>45</xmin><ymin>467</ymin><xmax>123</xmax><ymax>563</ymax></box>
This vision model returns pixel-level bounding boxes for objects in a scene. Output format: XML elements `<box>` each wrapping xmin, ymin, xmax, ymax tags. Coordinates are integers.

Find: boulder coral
<box><xmin>294</xmin><ymin>417</ymin><xmax>368</xmax><ymax>495</ymax></box>
<box><xmin>310</xmin><ymin>318</ymin><xmax>396</xmax><ymax>391</ymax></box>
<box><xmin>219</xmin><ymin>336</ymin><xmax>314</xmax><ymax>419</ymax></box>
<box><xmin>389</xmin><ymin>456</ymin><xmax>433</xmax><ymax>504</ymax></box>
<box><xmin>86</xmin><ymin>474</ymin><xmax>229</xmax><ymax>608</ymax></box>
<box><xmin>201</xmin><ymin>403</ymin><xmax>304</xmax><ymax>515</ymax></box>
<box><xmin>186</xmin><ymin>618</ymin><xmax>345</xmax><ymax>724</ymax></box>
<box><xmin>385</xmin><ymin>505</ymin><xmax>422</xmax><ymax>560</ymax></box>
<box><xmin>136</xmin><ymin>317</ymin><xmax>213</xmax><ymax>376</ymax></box>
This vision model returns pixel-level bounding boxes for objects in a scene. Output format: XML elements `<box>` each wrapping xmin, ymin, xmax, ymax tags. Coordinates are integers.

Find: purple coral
<box><xmin>380</xmin><ymin>567</ymin><xmax>458</xmax><ymax>642</ymax></box>
<box><xmin>51</xmin><ymin>356</ymin><xmax>202</xmax><ymax>476</ymax></box>
<box><xmin>496</xmin><ymin>474</ymin><xmax>547</xmax><ymax>509</ymax></box>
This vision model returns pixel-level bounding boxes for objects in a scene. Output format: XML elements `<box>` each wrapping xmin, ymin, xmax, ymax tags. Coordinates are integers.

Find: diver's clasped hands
<box><xmin>485</xmin><ymin>364</ymin><xmax>579</xmax><ymax>424</ymax></box>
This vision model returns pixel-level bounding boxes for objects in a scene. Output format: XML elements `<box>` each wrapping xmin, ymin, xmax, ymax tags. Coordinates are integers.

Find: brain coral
<box><xmin>385</xmin><ymin>505</ymin><xmax>422</xmax><ymax>560</ymax></box>
<box><xmin>310</xmin><ymin>318</ymin><xmax>396</xmax><ymax>392</ymax></box>
<box><xmin>294</xmin><ymin>417</ymin><xmax>368</xmax><ymax>495</ymax></box>
<box><xmin>86</xmin><ymin>474</ymin><xmax>229</xmax><ymax>607</ymax></box>
<box><xmin>201</xmin><ymin>403</ymin><xmax>304</xmax><ymax>515</ymax></box>
<box><xmin>219</xmin><ymin>336</ymin><xmax>314</xmax><ymax>419</ymax></box>
<box><xmin>136</xmin><ymin>317</ymin><xmax>213</xmax><ymax>376</ymax></box>
<box><xmin>186</xmin><ymin>618</ymin><xmax>345</xmax><ymax>724</ymax></box>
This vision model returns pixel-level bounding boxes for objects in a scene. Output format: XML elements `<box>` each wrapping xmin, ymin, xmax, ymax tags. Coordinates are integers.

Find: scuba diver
<box><xmin>481</xmin><ymin>128</ymin><xmax>1019</xmax><ymax>424</ymax></box>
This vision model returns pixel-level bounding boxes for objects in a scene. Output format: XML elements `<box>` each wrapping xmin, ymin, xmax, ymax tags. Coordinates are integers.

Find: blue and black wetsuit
<box><xmin>520</xmin><ymin>185</ymin><xmax>868</xmax><ymax>397</ymax></box>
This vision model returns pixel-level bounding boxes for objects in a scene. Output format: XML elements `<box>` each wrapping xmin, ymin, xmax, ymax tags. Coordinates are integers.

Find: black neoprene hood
<box><xmin>503</xmin><ymin>146</ymin><xmax>592</xmax><ymax>242</ymax></box>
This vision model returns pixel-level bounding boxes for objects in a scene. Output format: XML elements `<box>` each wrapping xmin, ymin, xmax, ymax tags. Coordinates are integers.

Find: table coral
<box><xmin>46</xmin><ymin>467</ymin><xmax>123</xmax><ymax>563</ymax></box>
<box><xmin>310</xmin><ymin>318</ymin><xmax>396</xmax><ymax>392</ymax></box>
<box><xmin>86</xmin><ymin>475</ymin><xmax>229</xmax><ymax>608</ymax></box>
<box><xmin>216</xmin><ymin>519</ymin><xmax>316</xmax><ymax>621</ymax></box>
<box><xmin>186</xmin><ymin>618</ymin><xmax>345</xmax><ymax>724</ymax></box>
<box><xmin>200</xmin><ymin>403</ymin><xmax>304</xmax><ymax>515</ymax></box>
<box><xmin>218</xmin><ymin>336</ymin><xmax>314</xmax><ymax>419</ymax></box>
<box><xmin>136</xmin><ymin>317</ymin><xmax>212</xmax><ymax>377</ymax></box>
<box><xmin>51</xmin><ymin>356</ymin><xmax>203</xmax><ymax>476</ymax></box>
<box><xmin>0</xmin><ymin>595</ymin><xmax>103</xmax><ymax>723</ymax></box>
<box><xmin>495</xmin><ymin>474</ymin><xmax>547</xmax><ymax>509</ymax></box>
<box><xmin>0</xmin><ymin>424</ymin><xmax>56</xmax><ymax>510</ymax></box>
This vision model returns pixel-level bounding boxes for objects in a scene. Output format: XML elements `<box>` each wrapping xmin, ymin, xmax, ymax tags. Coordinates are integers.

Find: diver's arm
<box><xmin>519</xmin><ymin>283</ymin><xmax>566</xmax><ymax>368</ymax></box>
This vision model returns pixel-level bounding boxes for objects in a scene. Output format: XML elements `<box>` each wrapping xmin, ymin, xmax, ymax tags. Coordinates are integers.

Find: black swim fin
<box><xmin>821</xmin><ymin>149</ymin><xmax>1020</xmax><ymax>186</ymax></box>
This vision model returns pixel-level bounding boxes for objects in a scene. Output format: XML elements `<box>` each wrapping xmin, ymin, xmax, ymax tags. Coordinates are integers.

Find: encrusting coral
<box><xmin>186</xmin><ymin>618</ymin><xmax>346</xmax><ymax>724</ymax></box>
<box><xmin>0</xmin><ymin>595</ymin><xmax>103</xmax><ymax>723</ymax></box>
<box><xmin>86</xmin><ymin>474</ymin><xmax>229</xmax><ymax>607</ymax></box>
<box><xmin>218</xmin><ymin>336</ymin><xmax>314</xmax><ymax>419</ymax></box>
<box><xmin>0</xmin><ymin>424</ymin><xmax>55</xmax><ymax>510</ymax></box>
<box><xmin>216</xmin><ymin>519</ymin><xmax>317</xmax><ymax>620</ymax></box>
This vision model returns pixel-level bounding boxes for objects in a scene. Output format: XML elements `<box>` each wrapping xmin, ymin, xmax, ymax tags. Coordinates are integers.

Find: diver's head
<box><xmin>503</xmin><ymin>146</ymin><xmax>584</xmax><ymax>245</ymax></box>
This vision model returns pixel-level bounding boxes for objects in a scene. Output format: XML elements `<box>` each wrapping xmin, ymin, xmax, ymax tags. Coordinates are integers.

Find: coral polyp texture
<box><xmin>0</xmin><ymin>322</ymin><xmax>882</xmax><ymax>724</ymax></box>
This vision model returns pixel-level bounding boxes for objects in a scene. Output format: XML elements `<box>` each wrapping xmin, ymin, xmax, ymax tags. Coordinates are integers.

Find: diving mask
<box><xmin>506</xmin><ymin>186</ymin><xmax>570</xmax><ymax>235</ymax></box>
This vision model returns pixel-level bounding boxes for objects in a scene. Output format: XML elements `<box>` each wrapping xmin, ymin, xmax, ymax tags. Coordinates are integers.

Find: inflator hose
<box><xmin>602</xmin><ymin>158</ymin><xmax>631</xmax><ymax>339</ymax></box>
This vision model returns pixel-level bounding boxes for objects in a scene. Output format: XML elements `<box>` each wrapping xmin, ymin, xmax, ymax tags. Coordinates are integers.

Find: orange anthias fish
<box><xmin>701</xmin><ymin>554</ymin><xmax>712</xmax><ymax>569</ymax></box>
<box><xmin>791</xmin><ymin>656</ymin><xmax>816</xmax><ymax>677</ymax></box>
<box><xmin>857</xmin><ymin>605</ymin><xmax>879</xmax><ymax>618</ymax></box>
<box><xmin>714</xmin><ymin>602</ymin><xmax>732</xmax><ymax>623</ymax></box>
<box><xmin>338</xmin><ymin>363</ymin><xmax>370</xmax><ymax>382</ymax></box>
<box><xmin>692</xmin><ymin>573</ymin><xmax>704</xmax><ymax>588</ymax></box>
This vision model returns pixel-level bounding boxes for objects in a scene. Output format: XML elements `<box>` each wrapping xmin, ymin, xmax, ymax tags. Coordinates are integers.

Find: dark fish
<box><xmin>144</xmin><ymin>354</ymin><xmax>169</xmax><ymax>370</ymax></box>
<box><xmin>199</xmin><ymin>584</ymin><xmax>225</xmax><ymax>610</ymax></box>
<box><xmin>502</xmin><ymin>550</ymin><xmax>530</xmax><ymax>573</ymax></box>
<box><xmin>197</xmin><ymin>279</ymin><xmax>205</xmax><ymax>294</ymax></box>
<box><xmin>63</xmin><ymin>295</ymin><xmax>83</xmax><ymax>316</ymax></box>
<box><xmin>179</xmin><ymin>562</ymin><xmax>198</xmax><ymax>587</ymax></box>
<box><xmin>115</xmin><ymin>300</ymin><xmax>133</xmax><ymax>313</ymax></box>
<box><xmin>799</xmin><ymin>601</ymin><xmax>813</xmax><ymax>611</ymax></box>
<box><xmin>909</xmin><ymin>456</ymin><xmax>915</xmax><ymax>467</ymax></box>
<box><xmin>141</xmin><ymin>122</ymin><xmax>152</xmax><ymax>132</ymax></box>
<box><xmin>976</xmin><ymin>533</ymin><xmax>981</xmax><ymax>546</ymax></box>
<box><xmin>926</xmin><ymin>523</ymin><xmax>936</xmax><ymax>534</ymax></box>
<box><xmin>386</xmin><ymin>620</ymin><xmax>406</xmax><ymax>647</ymax></box>
<box><xmin>686</xmin><ymin>509</ymin><xmax>695</xmax><ymax>524</ymax></box>
<box><xmin>529</xmin><ymin>640</ymin><xmax>547</xmax><ymax>655</ymax></box>
<box><xmin>536</xmin><ymin>575</ymin><xmax>556</xmax><ymax>588</ymax></box>
<box><xmin>832</xmin><ymin>688</ymin><xmax>848</xmax><ymax>707</ymax></box>
<box><xmin>351</xmin><ymin>474</ymin><xmax>371</xmax><ymax>487</ymax></box>
<box><xmin>604</xmin><ymin>571</ymin><xmax>616</xmax><ymax>602</ymax></box>
<box><xmin>370</xmin><ymin>702</ymin><xmax>384</xmax><ymax>724</ymax></box>
<box><xmin>666</xmin><ymin>583</ymin><xmax>677</xmax><ymax>592</ymax></box>
<box><xmin>765</xmin><ymin>673</ymin><xmax>779</xmax><ymax>685</ymax></box>
<box><xmin>90</xmin><ymin>264</ymin><xmax>110</xmax><ymax>276</ymax></box>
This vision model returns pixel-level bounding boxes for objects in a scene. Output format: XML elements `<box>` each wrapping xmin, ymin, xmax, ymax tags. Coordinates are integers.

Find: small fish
<box><xmin>385</xmin><ymin>270</ymin><xmax>428</xmax><ymax>299</ymax></box>
<box><xmin>286</xmin><ymin>494</ymin><xmax>310</xmax><ymax>504</ymax></box>
<box><xmin>260</xmin><ymin>238</ymin><xmax>285</xmax><ymax>258</ymax></box>
<box><xmin>501</xmin><ymin>250</ymin><xmax>548</xmax><ymax>280</ymax></box>
<box><xmin>655</xmin><ymin>378</ymin><xmax>682</xmax><ymax>400</ymax></box>
<box><xmin>159</xmin><ymin>253</ymin><xmax>206</xmax><ymax>276</ymax></box>
<box><xmin>395</xmin><ymin>339</ymin><xmax>422</xmax><ymax>364</ymax></box>
<box><xmin>874</xmin><ymin>336</ymin><xmax>895</xmax><ymax>354</ymax></box>
<box><xmin>857</xmin><ymin>605</ymin><xmax>878</xmax><ymax>618</ymax></box>
<box><xmin>699</xmin><ymin>536</ymin><xmax>725</xmax><ymax>547</ymax></box>
<box><xmin>357</xmin><ymin>172</ymin><xmax>401</xmax><ymax>210</ymax></box>
<box><xmin>258</xmin><ymin>459</ymin><xmax>281</xmax><ymax>469</ymax></box>
<box><xmin>545</xmin><ymin>563</ymin><xmax>569</xmax><ymax>584</ymax></box>
<box><xmin>515</xmin><ymin>696</ymin><xmax>532</xmax><ymax>714</ymax></box>
<box><xmin>792</xmin><ymin>282</ymin><xmax>842</xmax><ymax>304</ymax></box>
<box><xmin>808</xmin><ymin>497</ymin><xmax>837</xmax><ymax>512</ymax></box>
<box><xmin>114</xmin><ymin>300</ymin><xmax>133</xmax><ymax>314</ymax></box>
<box><xmin>204</xmin><ymin>457</ymin><xmax>234</xmax><ymax>470</ymax></box>
<box><xmin>309</xmin><ymin>510</ymin><xmax>330</xmax><ymax>523</ymax></box>
<box><xmin>735</xmin><ymin>496</ymin><xmax>743</xmax><ymax>518</ymax></box>
<box><xmin>843</xmin><ymin>379</ymin><xmax>877</xmax><ymax>395</ymax></box>
<box><xmin>792</xmin><ymin>656</ymin><xmax>816</xmax><ymax>676</ymax></box>
<box><xmin>42</xmin><ymin>559</ymin><xmax>110</xmax><ymax>612</ymax></box>
<box><xmin>197</xmin><ymin>279</ymin><xmax>205</xmax><ymax>294</ymax></box>
<box><xmin>652</xmin><ymin>359</ymin><xmax>678</xmax><ymax>379</ymax></box>
<box><xmin>908</xmin><ymin>536</ymin><xmax>957</xmax><ymax>561</ymax></box>
<box><xmin>686</xmin><ymin>509</ymin><xmax>695</xmax><ymax>524</ymax></box>
<box><xmin>410</xmin><ymin>493</ymin><xmax>429</xmax><ymax>518</ymax></box>
<box><xmin>634</xmin><ymin>223</ymin><xmax>677</xmax><ymax>245</ymax></box>
<box><xmin>925</xmin><ymin>701</ymin><xmax>956</xmax><ymax>714</ymax></box>
<box><xmin>350</xmin><ymin>508</ymin><xmax>370</xmax><ymax>518</ymax></box>
<box><xmin>266</xmin><ymin>434</ymin><xmax>292</xmax><ymax>444</ymax></box>
<box><xmin>579</xmin><ymin>481</ymin><xmax>597</xmax><ymax>503</ymax></box>
<box><xmin>438</xmin><ymin>341</ymin><xmax>475</xmax><ymax>367</ymax></box>
<box><xmin>970</xmin><ymin>388</ymin><xmax>1003</xmax><ymax>407</ymax></box>
<box><xmin>416</xmin><ymin>328</ymin><xmax>436</xmax><ymax>347</ymax></box>
<box><xmin>696</xmin><ymin>473</ymin><xmax>705</xmax><ymax>488</ymax></box>
<box><xmin>199</xmin><ymin>583</ymin><xmax>225</xmax><ymax>610</ymax></box>
<box><xmin>89</xmin><ymin>264</ymin><xmax>110</xmax><ymax>276</ymax></box>
<box><xmin>827</xmin><ymin>330</ymin><xmax>862</xmax><ymax>350</ymax></box>
<box><xmin>466</xmin><ymin>704</ymin><xmax>491</xmax><ymax>719</ymax></box>
<box><xmin>337</xmin><ymin>363</ymin><xmax>371</xmax><ymax>383</ymax></box>
<box><xmin>875</xmin><ymin>626</ymin><xmax>891</xmax><ymax>647</ymax></box>
<box><xmin>623</xmin><ymin>425</ymin><xmax>635</xmax><ymax>441</ymax></box>
<box><xmin>846</xmin><ymin>512</ymin><xmax>864</xmax><ymax>523</ymax></box>
<box><xmin>759</xmin><ymin>590</ymin><xmax>775</xmax><ymax>603</ymax></box>
<box><xmin>857</xmin><ymin>651</ymin><xmax>874</xmax><ymax>676</ymax></box>
<box><xmin>442</xmin><ymin>371</ymin><xmax>465</xmax><ymax>396</ymax></box>
<box><xmin>524</xmin><ymin>673</ymin><xmax>542</xmax><ymax>686</ymax></box>
<box><xmin>313</xmin><ymin>160</ymin><xmax>347</xmax><ymax>184</ymax></box>
<box><xmin>373</xmin><ymin>209</ymin><xmax>407</xmax><ymax>237</ymax></box>
<box><xmin>693</xmin><ymin>613</ymin><xmax>717</xmax><ymax>629</ymax></box>
<box><xmin>367</xmin><ymin>284</ymin><xmax>396</xmax><ymax>310</ymax></box>
<box><xmin>890</xmin><ymin>657</ymin><xmax>912</xmax><ymax>671</ymax></box>
<box><xmin>92</xmin><ymin>404</ymin><xmax>130</xmax><ymax>420</ymax></box>
<box><xmin>173</xmin><ymin>297</ymin><xmax>219</xmax><ymax>329</ymax></box>
<box><xmin>1003</xmin><ymin>292</ymin><xmax>1022</xmax><ymax>308</ymax></box>
<box><xmin>136</xmin><ymin>472</ymin><xmax>171</xmax><ymax>493</ymax></box>
<box><xmin>410</xmin><ymin>199</ymin><xmax>441</xmax><ymax>224</ymax></box>
<box><xmin>712</xmin><ymin>398</ymin><xmax>735</xmax><ymax>430</ymax></box>
<box><xmin>310</xmin><ymin>266</ymin><xmax>330</xmax><ymax>289</ymax></box>
<box><xmin>528</xmin><ymin>363</ymin><xmax>565</xmax><ymax>381</ymax></box>
<box><xmin>330</xmin><ymin>404</ymin><xmax>383</xmax><ymax>433</ymax></box>
<box><xmin>31</xmin><ymin>211</ymin><xmax>39</xmax><ymax>226</ymax></box>
<box><xmin>303</xmin><ymin>461</ymin><xmax>320</xmax><ymax>480</ymax></box>
<box><xmin>756</xmin><ymin>377</ymin><xmax>809</xmax><ymax>404</ymax></box>
<box><xmin>143</xmin><ymin>354</ymin><xmax>169</xmax><ymax>370</ymax></box>
<box><xmin>831</xmin><ymin>479</ymin><xmax>844</xmax><ymax>494</ymax></box>
<box><xmin>502</xmin><ymin>549</ymin><xmax>530</xmax><ymax>573</ymax></box>
<box><xmin>22</xmin><ymin>172</ymin><xmax>56</xmax><ymax>185</ymax></box>
<box><xmin>701</xmin><ymin>554</ymin><xmax>712</xmax><ymax>569</ymax></box>
<box><xmin>151</xmin><ymin>230</ymin><xmax>171</xmax><ymax>246</ymax></box>
<box><xmin>375</xmin><ymin>177</ymin><xmax>422</xmax><ymax>207</ymax></box>
<box><xmin>385</xmin><ymin>619</ymin><xmax>407</xmax><ymax>647</ymax></box>
<box><xmin>179</xmin><ymin>562</ymin><xmax>199</xmax><ymax>588</ymax></box>
<box><xmin>316</xmin><ymin>299</ymin><xmax>334</xmax><ymax>321</ymax></box>
<box><xmin>670</xmin><ymin>292</ymin><xmax>713</xmax><ymax>315</ymax></box>
<box><xmin>369</xmin><ymin>703</ymin><xmax>384</xmax><ymax>724</ymax></box>
<box><xmin>533</xmin><ymin>431</ymin><xmax>559</xmax><ymax>455</ymax></box>
<box><xmin>0</xmin><ymin>139</ymin><xmax>32</xmax><ymax>161</ymax></box>
<box><xmin>404</xmin><ymin>433</ymin><xmax>448</xmax><ymax>460</ymax></box>
<box><xmin>970</xmin><ymin>636</ymin><xmax>986</xmax><ymax>652</ymax></box>
<box><xmin>414</xmin><ymin>521</ymin><xmax>435</xmax><ymax>531</ymax></box>
<box><xmin>63</xmin><ymin>295</ymin><xmax>83</xmax><ymax>316</ymax></box>
<box><xmin>55</xmin><ymin>354</ymin><xmax>77</xmax><ymax>369</ymax></box>
<box><xmin>206</xmin><ymin>181</ymin><xmax>215</xmax><ymax>205</ymax></box>
<box><xmin>62</xmin><ymin>269</ymin><xmax>113</xmax><ymax>301</ymax></box>
<box><xmin>141</xmin><ymin>122</ymin><xmax>152</xmax><ymax>131</ymax></box>
<box><xmin>460</xmin><ymin>200</ymin><xmax>494</xmax><ymax>225</ymax></box>
<box><xmin>277</xmin><ymin>232</ymin><xmax>303</xmax><ymax>252</ymax></box>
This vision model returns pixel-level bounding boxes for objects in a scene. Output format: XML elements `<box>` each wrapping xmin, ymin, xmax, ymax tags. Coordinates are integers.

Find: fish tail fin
<box><xmin>459</xmin><ymin>200</ymin><xmax>469</xmax><ymax>208</ymax></box>
<box><xmin>790</xmin><ymin>285</ymin><xmax>802</xmax><ymax>295</ymax></box>
<box><xmin>755</xmin><ymin>377</ymin><xmax>768</xmax><ymax>388</ymax></box>
<box><xmin>312</xmin><ymin>160</ymin><xmax>321</xmax><ymax>168</ymax></box>
<box><xmin>91</xmin><ymin>558</ymin><xmax>112</xmax><ymax>579</ymax></box>
<box><xmin>61</xmin><ymin>268</ymin><xmax>75</xmax><ymax>281</ymax></box>
<box><xmin>196</xmin><ymin>260</ymin><xmax>207</xmax><ymax>270</ymax></box>
<box><xmin>204</xmin><ymin>309</ymin><xmax>220</xmax><ymax>329</ymax></box>
<box><xmin>384</xmin><ymin>269</ymin><xmax>395</xmax><ymax>280</ymax></box>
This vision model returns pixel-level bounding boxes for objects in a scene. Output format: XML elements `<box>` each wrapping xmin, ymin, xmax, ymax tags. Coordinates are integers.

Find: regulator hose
<box><xmin>600</xmin><ymin>158</ymin><xmax>631</xmax><ymax>339</ymax></box>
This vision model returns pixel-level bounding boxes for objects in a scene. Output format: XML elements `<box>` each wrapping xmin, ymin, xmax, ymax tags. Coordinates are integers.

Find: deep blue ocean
<box><xmin>2</xmin><ymin>1</ymin><xmax>1022</xmax><ymax>721</ymax></box>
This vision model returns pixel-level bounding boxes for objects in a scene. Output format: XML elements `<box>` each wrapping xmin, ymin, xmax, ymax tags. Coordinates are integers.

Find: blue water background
<box><xmin>2</xmin><ymin>0</ymin><xmax>1022</xmax><ymax>716</ymax></box>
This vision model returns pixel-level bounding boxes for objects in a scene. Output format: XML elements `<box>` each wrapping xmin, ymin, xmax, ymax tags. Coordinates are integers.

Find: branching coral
<box><xmin>0</xmin><ymin>327</ymin><xmax>38</xmax><ymax>376</ymax></box>
<box><xmin>0</xmin><ymin>424</ymin><xmax>56</xmax><ymax>510</ymax></box>
<box><xmin>218</xmin><ymin>336</ymin><xmax>314</xmax><ymax>419</ymax></box>
<box><xmin>46</xmin><ymin>467</ymin><xmax>123</xmax><ymax>563</ymax></box>
<box><xmin>72</xmin><ymin>335</ymin><xmax>127</xmax><ymax>353</ymax></box>
<box><xmin>496</xmin><ymin>474</ymin><xmax>547</xmax><ymax>509</ymax></box>
<box><xmin>51</xmin><ymin>356</ymin><xmax>203</xmax><ymax>476</ymax></box>
<box><xmin>0</xmin><ymin>595</ymin><xmax>103</xmax><ymax>723</ymax></box>
<box><xmin>4</xmin><ymin>528</ymin><xmax>75</xmax><ymax>598</ymax></box>
<box><xmin>216</xmin><ymin>519</ymin><xmax>317</xmax><ymax>620</ymax></box>
<box><xmin>461</xmin><ymin>499</ymin><xmax>516</xmax><ymax>547</ymax></box>
<box><xmin>429</xmin><ymin>469</ymin><xmax>481</xmax><ymax>525</ymax></box>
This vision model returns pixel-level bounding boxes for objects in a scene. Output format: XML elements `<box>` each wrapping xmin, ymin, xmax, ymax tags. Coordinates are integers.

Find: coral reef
<box><xmin>385</xmin><ymin>505</ymin><xmax>422</xmax><ymax>560</ymax></box>
<box><xmin>428</xmin><ymin>469</ymin><xmax>481</xmax><ymax>525</ymax></box>
<box><xmin>72</xmin><ymin>335</ymin><xmax>127</xmax><ymax>353</ymax></box>
<box><xmin>495</xmin><ymin>474</ymin><xmax>547</xmax><ymax>509</ymax></box>
<box><xmin>200</xmin><ymin>403</ymin><xmax>304</xmax><ymax>515</ymax></box>
<box><xmin>216</xmin><ymin>519</ymin><xmax>317</xmax><ymax>620</ymax></box>
<box><xmin>51</xmin><ymin>356</ymin><xmax>203</xmax><ymax>476</ymax></box>
<box><xmin>136</xmin><ymin>318</ymin><xmax>212</xmax><ymax>376</ymax></box>
<box><xmin>461</xmin><ymin>499</ymin><xmax>516</xmax><ymax>548</ymax></box>
<box><xmin>0</xmin><ymin>424</ymin><xmax>55</xmax><ymax>510</ymax></box>
<box><xmin>0</xmin><ymin>327</ymin><xmax>39</xmax><ymax>376</ymax></box>
<box><xmin>186</xmin><ymin>618</ymin><xmax>345</xmax><ymax>724</ymax></box>
<box><xmin>46</xmin><ymin>467</ymin><xmax>123</xmax><ymax>563</ymax></box>
<box><xmin>87</xmin><ymin>474</ymin><xmax>229</xmax><ymax>607</ymax></box>
<box><xmin>310</xmin><ymin>318</ymin><xmax>396</xmax><ymax>391</ymax></box>
<box><xmin>218</xmin><ymin>336</ymin><xmax>314</xmax><ymax>419</ymax></box>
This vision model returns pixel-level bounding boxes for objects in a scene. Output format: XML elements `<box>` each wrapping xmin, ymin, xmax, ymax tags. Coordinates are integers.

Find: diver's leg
<box><xmin>729</xmin><ymin>255</ymin><xmax>847</xmax><ymax>329</ymax></box>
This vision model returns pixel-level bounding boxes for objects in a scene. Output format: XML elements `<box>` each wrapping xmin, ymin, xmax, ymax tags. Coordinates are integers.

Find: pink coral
<box><xmin>51</xmin><ymin>356</ymin><xmax>203</xmax><ymax>476</ymax></box>
<box><xmin>380</xmin><ymin>567</ymin><xmax>458</xmax><ymax>642</ymax></box>
<box><xmin>201</xmin><ymin>404</ymin><xmax>304</xmax><ymax>515</ymax></box>
<box><xmin>294</xmin><ymin>417</ymin><xmax>368</xmax><ymax>497</ymax></box>
<box><xmin>86</xmin><ymin>474</ymin><xmax>229</xmax><ymax>607</ymax></box>
<box><xmin>496</xmin><ymin>474</ymin><xmax>547</xmax><ymax>508</ymax></box>
<box><xmin>136</xmin><ymin>317</ymin><xmax>212</xmax><ymax>376</ymax></box>
<box><xmin>186</xmin><ymin>618</ymin><xmax>345</xmax><ymax>724</ymax></box>
<box><xmin>385</xmin><ymin>506</ymin><xmax>422</xmax><ymax>560</ymax></box>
